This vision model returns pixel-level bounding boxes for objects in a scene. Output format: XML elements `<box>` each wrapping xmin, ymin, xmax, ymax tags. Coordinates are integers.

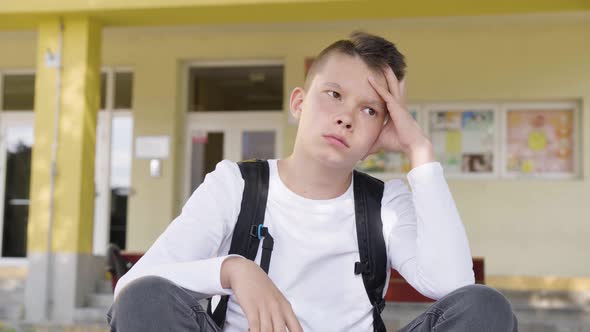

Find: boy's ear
<box><xmin>289</xmin><ymin>87</ymin><xmax>305</xmax><ymax>121</ymax></box>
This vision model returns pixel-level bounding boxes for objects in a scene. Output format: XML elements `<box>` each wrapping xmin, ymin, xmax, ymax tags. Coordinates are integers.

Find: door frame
<box><xmin>181</xmin><ymin>59</ymin><xmax>286</xmax><ymax>201</ymax></box>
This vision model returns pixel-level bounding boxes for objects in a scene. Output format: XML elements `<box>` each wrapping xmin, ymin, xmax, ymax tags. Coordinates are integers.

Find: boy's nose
<box><xmin>336</xmin><ymin>119</ymin><xmax>352</xmax><ymax>130</ymax></box>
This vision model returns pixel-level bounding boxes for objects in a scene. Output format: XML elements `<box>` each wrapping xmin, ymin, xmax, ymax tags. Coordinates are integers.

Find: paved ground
<box><xmin>2</xmin><ymin>275</ymin><xmax>590</xmax><ymax>332</ymax></box>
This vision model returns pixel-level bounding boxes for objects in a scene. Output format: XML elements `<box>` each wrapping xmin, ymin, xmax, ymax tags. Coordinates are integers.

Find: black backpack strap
<box><xmin>207</xmin><ymin>159</ymin><xmax>270</xmax><ymax>328</ymax></box>
<box><xmin>353</xmin><ymin>170</ymin><xmax>387</xmax><ymax>332</ymax></box>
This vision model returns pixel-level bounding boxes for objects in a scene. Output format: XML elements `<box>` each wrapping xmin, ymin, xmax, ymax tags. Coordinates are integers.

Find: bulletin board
<box><xmin>502</xmin><ymin>103</ymin><xmax>578</xmax><ymax>179</ymax></box>
<box><xmin>425</xmin><ymin>105</ymin><xmax>498</xmax><ymax>178</ymax></box>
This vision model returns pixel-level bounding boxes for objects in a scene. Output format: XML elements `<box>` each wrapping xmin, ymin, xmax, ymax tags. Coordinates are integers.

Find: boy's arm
<box><xmin>383</xmin><ymin>161</ymin><xmax>475</xmax><ymax>300</ymax></box>
<box><xmin>114</xmin><ymin>160</ymin><xmax>243</xmax><ymax>300</ymax></box>
<box><xmin>115</xmin><ymin>160</ymin><xmax>303</xmax><ymax>331</ymax></box>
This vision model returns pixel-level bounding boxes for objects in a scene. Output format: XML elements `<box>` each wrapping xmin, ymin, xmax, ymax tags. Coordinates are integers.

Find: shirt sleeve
<box><xmin>114</xmin><ymin>160</ymin><xmax>244</xmax><ymax>300</ymax></box>
<box><xmin>382</xmin><ymin>162</ymin><xmax>475</xmax><ymax>300</ymax></box>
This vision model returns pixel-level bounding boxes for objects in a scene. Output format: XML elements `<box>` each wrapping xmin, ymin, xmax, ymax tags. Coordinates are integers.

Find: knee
<box><xmin>112</xmin><ymin>276</ymin><xmax>178</xmax><ymax>312</ymax></box>
<box><xmin>456</xmin><ymin>284</ymin><xmax>515</xmax><ymax>321</ymax></box>
<box><xmin>108</xmin><ymin>276</ymin><xmax>182</xmax><ymax>327</ymax></box>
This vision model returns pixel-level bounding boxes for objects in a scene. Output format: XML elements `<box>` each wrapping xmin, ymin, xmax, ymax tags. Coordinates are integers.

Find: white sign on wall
<box><xmin>135</xmin><ymin>135</ymin><xmax>170</xmax><ymax>159</ymax></box>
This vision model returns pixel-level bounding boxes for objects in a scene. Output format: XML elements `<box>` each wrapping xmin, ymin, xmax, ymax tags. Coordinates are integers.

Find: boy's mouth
<box><xmin>322</xmin><ymin>134</ymin><xmax>349</xmax><ymax>148</ymax></box>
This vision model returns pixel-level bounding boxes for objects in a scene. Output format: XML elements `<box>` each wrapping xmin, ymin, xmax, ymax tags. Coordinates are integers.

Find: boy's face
<box><xmin>290</xmin><ymin>53</ymin><xmax>388</xmax><ymax>169</ymax></box>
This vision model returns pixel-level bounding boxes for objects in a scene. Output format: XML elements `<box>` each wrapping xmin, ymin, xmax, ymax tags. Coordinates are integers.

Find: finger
<box><xmin>282</xmin><ymin>303</ymin><xmax>303</xmax><ymax>332</ymax></box>
<box><xmin>382</xmin><ymin>66</ymin><xmax>401</xmax><ymax>101</ymax></box>
<box><xmin>259</xmin><ymin>308</ymin><xmax>272</xmax><ymax>332</ymax></box>
<box><xmin>243</xmin><ymin>306</ymin><xmax>261</xmax><ymax>332</ymax></box>
<box><xmin>368</xmin><ymin>75</ymin><xmax>395</xmax><ymax>105</ymax></box>
<box><xmin>399</xmin><ymin>79</ymin><xmax>407</xmax><ymax>108</ymax></box>
<box><xmin>368</xmin><ymin>76</ymin><xmax>403</xmax><ymax>123</ymax></box>
<box><xmin>270</xmin><ymin>308</ymin><xmax>287</xmax><ymax>332</ymax></box>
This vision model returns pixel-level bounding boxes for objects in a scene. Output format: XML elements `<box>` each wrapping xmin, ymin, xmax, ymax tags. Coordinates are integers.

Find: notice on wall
<box><xmin>135</xmin><ymin>135</ymin><xmax>170</xmax><ymax>159</ymax></box>
<box><xmin>506</xmin><ymin>109</ymin><xmax>574</xmax><ymax>174</ymax></box>
<box><xmin>429</xmin><ymin>110</ymin><xmax>495</xmax><ymax>174</ymax></box>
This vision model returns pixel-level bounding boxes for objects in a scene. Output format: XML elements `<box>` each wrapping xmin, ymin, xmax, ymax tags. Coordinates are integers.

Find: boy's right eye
<box><xmin>327</xmin><ymin>90</ymin><xmax>341</xmax><ymax>99</ymax></box>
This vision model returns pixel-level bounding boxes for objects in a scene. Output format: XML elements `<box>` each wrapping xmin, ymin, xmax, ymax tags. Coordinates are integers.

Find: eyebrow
<box><xmin>324</xmin><ymin>81</ymin><xmax>384</xmax><ymax>108</ymax></box>
<box><xmin>324</xmin><ymin>82</ymin><xmax>343</xmax><ymax>90</ymax></box>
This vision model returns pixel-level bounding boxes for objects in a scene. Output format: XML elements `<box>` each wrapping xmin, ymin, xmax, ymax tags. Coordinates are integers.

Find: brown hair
<box><xmin>305</xmin><ymin>31</ymin><xmax>407</xmax><ymax>89</ymax></box>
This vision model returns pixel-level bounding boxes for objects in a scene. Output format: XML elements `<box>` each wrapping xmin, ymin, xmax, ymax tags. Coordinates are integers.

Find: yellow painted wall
<box><xmin>0</xmin><ymin>31</ymin><xmax>36</xmax><ymax>68</ymax></box>
<box><xmin>1</xmin><ymin>12</ymin><xmax>589</xmax><ymax>277</ymax></box>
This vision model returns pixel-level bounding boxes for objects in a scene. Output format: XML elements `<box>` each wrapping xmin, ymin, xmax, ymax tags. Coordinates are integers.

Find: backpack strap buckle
<box><xmin>249</xmin><ymin>224</ymin><xmax>268</xmax><ymax>240</ymax></box>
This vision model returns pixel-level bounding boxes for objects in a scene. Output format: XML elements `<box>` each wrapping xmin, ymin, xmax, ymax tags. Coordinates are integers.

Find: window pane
<box><xmin>109</xmin><ymin>116</ymin><xmax>133</xmax><ymax>249</ymax></box>
<box><xmin>100</xmin><ymin>73</ymin><xmax>107</xmax><ymax>110</ymax></box>
<box><xmin>190</xmin><ymin>131</ymin><xmax>224</xmax><ymax>192</ymax></box>
<box><xmin>2</xmin><ymin>74</ymin><xmax>35</xmax><ymax>110</ymax></box>
<box><xmin>114</xmin><ymin>72</ymin><xmax>133</xmax><ymax>109</ymax></box>
<box><xmin>110</xmin><ymin>117</ymin><xmax>133</xmax><ymax>188</ymax></box>
<box><xmin>188</xmin><ymin>65</ymin><xmax>283</xmax><ymax>111</ymax></box>
<box><xmin>242</xmin><ymin>131</ymin><xmax>275</xmax><ymax>160</ymax></box>
<box><xmin>2</xmin><ymin>126</ymin><xmax>33</xmax><ymax>257</ymax></box>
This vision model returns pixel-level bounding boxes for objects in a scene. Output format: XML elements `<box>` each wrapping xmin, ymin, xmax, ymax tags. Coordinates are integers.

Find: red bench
<box><xmin>113</xmin><ymin>253</ymin><xmax>484</xmax><ymax>303</ymax></box>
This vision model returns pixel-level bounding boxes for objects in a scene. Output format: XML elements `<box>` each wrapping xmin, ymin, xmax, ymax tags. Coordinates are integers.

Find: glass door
<box><xmin>0</xmin><ymin>113</ymin><xmax>34</xmax><ymax>258</ymax></box>
<box><xmin>93</xmin><ymin>112</ymin><xmax>133</xmax><ymax>255</ymax></box>
<box><xmin>184</xmin><ymin>112</ymin><xmax>283</xmax><ymax>198</ymax></box>
<box><xmin>0</xmin><ymin>112</ymin><xmax>133</xmax><ymax>258</ymax></box>
<box><xmin>187</xmin><ymin>129</ymin><xmax>227</xmax><ymax>194</ymax></box>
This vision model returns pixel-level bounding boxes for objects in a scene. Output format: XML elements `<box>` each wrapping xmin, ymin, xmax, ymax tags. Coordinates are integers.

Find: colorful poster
<box><xmin>357</xmin><ymin>111</ymin><xmax>417</xmax><ymax>174</ymax></box>
<box><xmin>506</xmin><ymin>109</ymin><xmax>574</xmax><ymax>174</ymax></box>
<box><xmin>429</xmin><ymin>110</ymin><xmax>495</xmax><ymax>174</ymax></box>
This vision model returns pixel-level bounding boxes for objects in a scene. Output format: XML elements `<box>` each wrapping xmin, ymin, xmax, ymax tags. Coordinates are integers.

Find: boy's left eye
<box><xmin>327</xmin><ymin>90</ymin><xmax>341</xmax><ymax>99</ymax></box>
<box><xmin>362</xmin><ymin>107</ymin><xmax>378</xmax><ymax>117</ymax></box>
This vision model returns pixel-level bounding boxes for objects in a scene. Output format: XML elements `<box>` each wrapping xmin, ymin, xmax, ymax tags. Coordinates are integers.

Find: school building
<box><xmin>1</xmin><ymin>0</ymin><xmax>589</xmax><ymax>325</ymax></box>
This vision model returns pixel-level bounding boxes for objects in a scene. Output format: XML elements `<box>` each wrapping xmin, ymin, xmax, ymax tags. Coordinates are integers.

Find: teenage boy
<box><xmin>107</xmin><ymin>32</ymin><xmax>517</xmax><ymax>332</ymax></box>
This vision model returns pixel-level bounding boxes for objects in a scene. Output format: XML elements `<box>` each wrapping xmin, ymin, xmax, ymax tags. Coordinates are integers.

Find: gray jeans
<box><xmin>107</xmin><ymin>276</ymin><xmax>518</xmax><ymax>331</ymax></box>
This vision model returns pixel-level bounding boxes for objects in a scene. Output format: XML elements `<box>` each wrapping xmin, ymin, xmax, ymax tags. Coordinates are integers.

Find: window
<box><xmin>101</xmin><ymin>70</ymin><xmax>133</xmax><ymax>110</ymax></box>
<box><xmin>188</xmin><ymin>65</ymin><xmax>283</xmax><ymax>111</ymax></box>
<box><xmin>114</xmin><ymin>72</ymin><xmax>133</xmax><ymax>109</ymax></box>
<box><xmin>2</xmin><ymin>70</ymin><xmax>132</xmax><ymax>112</ymax></box>
<box><xmin>1</xmin><ymin>74</ymin><xmax>35</xmax><ymax>111</ymax></box>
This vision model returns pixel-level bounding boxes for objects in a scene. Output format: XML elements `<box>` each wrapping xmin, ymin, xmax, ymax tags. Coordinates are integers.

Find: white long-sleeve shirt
<box><xmin>114</xmin><ymin>159</ymin><xmax>474</xmax><ymax>331</ymax></box>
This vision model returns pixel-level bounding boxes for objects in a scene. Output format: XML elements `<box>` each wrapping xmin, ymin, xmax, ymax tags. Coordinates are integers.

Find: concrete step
<box><xmin>499</xmin><ymin>289</ymin><xmax>590</xmax><ymax>310</ymax></box>
<box><xmin>0</xmin><ymin>278</ymin><xmax>25</xmax><ymax>292</ymax></box>
<box><xmin>0</xmin><ymin>285</ymin><xmax>25</xmax><ymax>321</ymax></box>
<box><xmin>86</xmin><ymin>293</ymin><xmax>113</xmax><ymax>309</ymax></box>
<box><xmin>73</xmin><ymin>307</ymin><xmax>109</xmax><ymax>324</ymax></box>
<box><xmin>0</xmin><ymin>290</ymin><xmax>24</xmax><ymax>302</ymax></box>
<box><xmin>0</xmin><ymin>305</ymin><xmax>24</xmax><ymax>321</ymax></box>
